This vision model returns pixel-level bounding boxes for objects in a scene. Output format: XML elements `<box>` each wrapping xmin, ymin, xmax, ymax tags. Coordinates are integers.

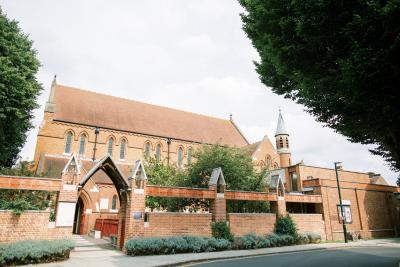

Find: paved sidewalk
<box><xmin>36</xmin><ymin>237</ymin><xmax>400</xmax><ymax>267</ymax></box>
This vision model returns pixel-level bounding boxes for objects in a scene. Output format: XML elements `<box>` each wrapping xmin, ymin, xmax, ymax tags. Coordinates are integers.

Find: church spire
<box><xmin>275</xmin><ymin>109</ymin><xmax>292</xmax><ymax>167</ymax></box>
<box><xmin>44</xmin><ymin>75</ymin><xmax>57</xmax><ymax>113</ymax></box>
<box><xmin>275</xmin><ymin>108</ymin><xmax>288</xmax><ymax>136</ymax></box>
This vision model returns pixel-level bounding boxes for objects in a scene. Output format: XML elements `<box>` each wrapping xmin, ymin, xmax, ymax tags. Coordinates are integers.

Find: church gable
<box><xmin>248</xmin><ymin>135</ymin><xmax>280</xmax><ymax>169</ymax></box>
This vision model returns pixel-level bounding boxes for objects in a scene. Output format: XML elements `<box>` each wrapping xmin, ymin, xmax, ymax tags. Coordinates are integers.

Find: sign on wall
<box><xmin>100</xmin><ymin>198</ymin><xmax>109</xmax><ymax>210</ymax></box>
<box><xmin>55</xmin><ymin>202</ymin><xmax>76</xmax><ymax>227</ymax></box>
<box><xmin>337</xmin><ymin>204</ymin><xmax>352</xmax><ymax>224</ymax></box>
<box><xmin>133</xmin><ymin>211</ymin><xmax>142</xmax><ymax>220</ymax></box>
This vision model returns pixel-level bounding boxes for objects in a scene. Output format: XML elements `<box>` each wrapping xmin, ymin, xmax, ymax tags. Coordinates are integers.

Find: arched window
<box><xmin>111</xmin><ymin>195</ymin><xmax>117</xmax><ymax>210</ymax></box>
<box><xmin>187</xmin><ymin>147</ymin><xmax>192</xmax><ymax>165</ymax></box>
<box><xmin>107</xmin><ymin>137</ymin><xmax>114</xmax><ymax>156</ymax></box>
<box><xmin>119</xmin><ymin>139</ymin><xmax>126</xmax><ymax>160</ymax></box>
<box><xmin>279</xmin><ymin>137</ymin><xmax>283</xmax><ymax>148</ymax></box>
<box><xmin>286</xmin><ymin>138</ymin><xmax>289</xmax><ymax>148</ymax></box>
<box><xmin>266</xmin><ymin>155</ymin><xmax>272</xmax><ymax>167</ymax></box>
<box><xmin>144</xmin><ymin>142</ymin><xmax>151</xmax><ymax>158</ymax></box>
<box><xmin>64</xmin><ymin>131</ymin><xmax>73</xmax><ymax>154</ymax></box>
<box><xmin>156</xmin><ymin>144</ymin><xmax>161</xmax><ymax>161</ymax></box>
<box><xmin>178</xmin><ymin>147</ymin><xmax>184</xmax><ymax>167</ymax></box>
<box><xmin>78</xmin><ymin>134</ymin><xmax>86</xmax><ymax>156</ymax></box>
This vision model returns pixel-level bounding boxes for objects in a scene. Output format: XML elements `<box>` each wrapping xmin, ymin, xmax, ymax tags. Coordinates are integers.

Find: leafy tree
<box><xmin>144</xmin><ymin>146</ymin><xmax>270</xmax><ymax>212</ymax></box>
<box><xmin>188</xmin><ymin>145</ymin><xmax>270</xmax><ymax>212</ymax></box>
<box><xmin>0</xmin><ymin>8</ymin><xmax>42</xmax><ymax>167</ymax></box>
<box><xmin>188</xmin><ymin>144</ymin><xmax>265</xmax><ymax>191</ymax></box>
<box><xmin>0</xmin><ymin>160</ymin><xmax>36</xmax><ymax>177</ymax></box>
<box><xmin>145</xmin><ymin>157</ymin><xmax>207</xmax><ymax>211</ymax></box>
<box><xmin>239</xmin><ymin>0</ymin><xmax>400</xmax><ymax>171</ymax></box>
<box><xmin>145</xmin><ymin>157</ymin><xmax>187</xmax><ymax>187</ymax></box>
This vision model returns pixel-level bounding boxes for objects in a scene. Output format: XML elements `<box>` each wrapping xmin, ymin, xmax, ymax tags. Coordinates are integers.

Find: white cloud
<box><xmin>1</xmin><ymin>0</ymin><xmax>397</xmax><ymax>185</ymax></box>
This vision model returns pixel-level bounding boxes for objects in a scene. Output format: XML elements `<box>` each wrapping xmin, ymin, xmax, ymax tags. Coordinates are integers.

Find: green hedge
<box><xmin>0</xmin><ymin>239</ymin><xmax>74</xmax><ymax>266</ymax></box>
<box><xmin>125</xmin><ymin>236</ymin><xmax>231</xmax><ymax>256</ymax></box>
<box><xmin>232</xmin><ymin>233</ymin><xmax>296</xmax><ymax>250</ymax></box>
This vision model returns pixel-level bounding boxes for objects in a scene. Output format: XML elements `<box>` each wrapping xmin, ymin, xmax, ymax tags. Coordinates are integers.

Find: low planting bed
<box><xmin>233</xmin><ymin>232</ymin><xmax>321</xmax><ymax>249</ymax></box>
<box><xmin>125</xmin><ymin>236</ymin><xmax>231</xmax><ymax>256</ymax></box>
<box><xmin>125</xmin><ymin>232</ymin><xmax>321</xmax><ymax>256</ymax></box>
<box><xmin>0</xmin><ymin>239</ymin><xmax>75</xmax><ymax>266</ymax></box>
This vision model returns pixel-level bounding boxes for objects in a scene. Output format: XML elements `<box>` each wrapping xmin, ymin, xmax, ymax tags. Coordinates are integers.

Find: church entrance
<box><xmin>72</xmin><ymin>197</ymin><xmax>85</xmax><ymax>235</ymax></box>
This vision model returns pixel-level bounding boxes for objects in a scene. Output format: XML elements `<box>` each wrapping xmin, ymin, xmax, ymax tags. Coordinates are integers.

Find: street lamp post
<box><xmin>334</xmin><ymin>162</ymin><xmax>348</xmax><ymax>243</ymax></box>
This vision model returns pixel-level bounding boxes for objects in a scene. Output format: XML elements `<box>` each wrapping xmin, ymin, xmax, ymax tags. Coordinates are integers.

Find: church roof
<box><xmin>243</xmin><ymin>141</ymin><xmax>261</xmax><ymax>155</ymax></box>
<box><xmin>50</xmin><ymin>84</ymin><xmax>249</xmax><ymax>146</ymax></box>
<box><xmin>275</xmin><ymin>110</ymin><xmax>288</xmax><ymax>136</ymax></box>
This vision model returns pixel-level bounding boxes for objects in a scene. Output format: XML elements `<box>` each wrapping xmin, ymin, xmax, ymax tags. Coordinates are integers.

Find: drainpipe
<box><xmin>92</xmin><ymin>127</ymin><xmax>100</xmax><ymax>161</ymax></box>
<box><xmin>167</xmin><ymin>138</ymin><xmax>171</xmax><ymax>165</ymax></box>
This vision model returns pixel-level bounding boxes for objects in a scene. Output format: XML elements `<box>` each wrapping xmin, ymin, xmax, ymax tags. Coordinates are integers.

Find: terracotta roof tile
<box><xmin>243</xmin><ymin>141</ymin><xmax>261</xmax><ymax>155</ymax></box>
<box><xmin>52</xmin><ymin>84</ymin><xmax>248</xmax><ymax>146</ymax></box>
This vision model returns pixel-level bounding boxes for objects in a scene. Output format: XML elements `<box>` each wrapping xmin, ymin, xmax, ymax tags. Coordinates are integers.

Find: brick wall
<box><xmin>144</xmin><ymin>212</ymin><xmax>212</xmax><ymax>237</ymax></box>
<box><xmin>322</xmin><ymin>187</ymin><xmax>395</xmax><ymax>240</ymax></box>
<box><xmin>0</xmin><ymin>210</ymin><xmax>73</xmax><ymax>243</ymax></box>
<box><xmin>228</xmin><ymin>213</ymin><xmax>276</xmax><ymax>237</ymax></box>
<box><xmin>290</xmin><ymin>214</ymin><xmax>326</xmax><ymax>240</ymax></box>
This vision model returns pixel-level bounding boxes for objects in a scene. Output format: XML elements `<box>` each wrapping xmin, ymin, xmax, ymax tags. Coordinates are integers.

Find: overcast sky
<box><xmin>1</xmin><ymin>1</ymin><xmax>398</xmax><ymax>184</ymax></box>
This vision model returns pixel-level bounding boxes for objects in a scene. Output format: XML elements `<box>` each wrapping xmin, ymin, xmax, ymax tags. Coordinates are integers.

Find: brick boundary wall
<box><xmin>290</xmin><ymin>213</ymin><xmax>326</xmax><ymax>240</ymax></box>
<box><xmin>0</xmin><ymin>210</ymin><xmax>72</xmax><ymax>243</ymax></box>
<box><xmin>144</xmin><ymin>212</ymin><xmax>212</xmax><ymax>237</ymax></box>
<box><xmin>228</xmin><ymin>213</ymin><xmax>276</xmax><ymax>237</ymax></box>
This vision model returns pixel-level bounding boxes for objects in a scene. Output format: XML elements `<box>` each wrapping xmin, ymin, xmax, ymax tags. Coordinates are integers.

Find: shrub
<box><xmin>306</xmin><ymin>233</ymin><xmax>322</xmax><ymax>244</ymax></box>
<box><xmin>0</xmin><ymin>239</ymin><xmax>74</xmax><ymax>266</ymax></box>
<box><xmin>206</xmin><ymin>238</ymin><xmax>231</xmax><ymax>252</ymax></box>
<box><xmin>279</xmin><ymin>234</ymin><xmax>295</xmax><ymax>246</ymax></box>
<box><xmin>256</xmin><ymin>236</ymin><xmax>270</xmax><ymax>248</ymax></box>
<box><xmin>241</xmin><ymin>233</ymin><xmax>258</xmax><ymax>249</ymax></box>
<box><xmin>232</xmin><ymin>237</ymin><xmax>244</xmax><ymax>250</ymax></box>
<box><xmin>125</xmin><ymin>236</ymin><xmax>230</xmax><ymax>256</ymax></box>
<box><xmin>296</xmin><ymin>233</ymin><xmax>310</xmax><ymax>245</ymax></box>
<box><xmin>211</xmin><ymin>221</ymin><xmax>234</xmax><ymax>242</ymax></box>
<box><xmin>182</xmin><ymin>236</ymin><xmax>209</xmax><ymax>253</ymax></box>
<box><xmin>274</xmin><ymin>215</ymin><xmax>298</xmax><ymax>239</ymax></box>
<box><xmin>232</xmin><ymin>233</ymin><xmax>297</xmax><ymax>250</ymax></box>
<box><xmin>266</xmin><ymin>233</ymin><xmax>280</xmax><ymax>247</ymax></box>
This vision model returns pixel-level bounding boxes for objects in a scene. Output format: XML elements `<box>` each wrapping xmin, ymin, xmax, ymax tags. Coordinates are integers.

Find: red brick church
<box><xmin>1</xmin><ymin>77</ymin><xmax>399</xmax><ymax>246</ymax></box>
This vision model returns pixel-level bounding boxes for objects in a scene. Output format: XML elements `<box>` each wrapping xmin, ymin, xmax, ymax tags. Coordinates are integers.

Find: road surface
<box><xmin>191</xmin><ymin>247</ymin><xmax>400</xmax><ymax>267</ymax></box>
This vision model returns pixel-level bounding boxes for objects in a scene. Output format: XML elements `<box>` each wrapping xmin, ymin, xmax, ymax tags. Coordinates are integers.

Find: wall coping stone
<box><xmin>228</xmin><ymin>213</ymin><xmax>276</xmax><ymax>216</ymax></box>
<box><xmin>0</xmin><ymin>175</ymin><xmax>61</xmax><ymax>181</ymax></box>
<box><xmin>0</xmin><ymin>210</ymin><xmax>50</xmax><ymax>213</ymax></box>
<box><xmin>148</xmin><ymin>212</ymin><xmax>212</xmax><ymax>216</ymax></box>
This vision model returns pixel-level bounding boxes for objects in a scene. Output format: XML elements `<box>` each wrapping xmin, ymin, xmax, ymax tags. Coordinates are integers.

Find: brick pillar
<box><xmin>209</xmin><ymin>185</ymin><xmax>226</xmax><ymax>221</ymax></box>
<box><xmin>277</xmin><ymin>197</ymin><xmax>287</xmax><ymax>216</ymax></box>
<box><xmin>117</xmin><ymin>192</ymin><xmax>127</xmax><ymax>249</ymax></box>
<box><xmin>271</xmin><ymin>196</ymin><xmax>287</xmax><ymax>217</ymax></box>
<box><xmin>320</xmin><ymin>186</ymin><xmax>333</xmax><ymax>240</ymax></box>
<box><xmin>124</xmin><ymin>179</ymin><xmax>146</xmax><ymax>244</ymax></box>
